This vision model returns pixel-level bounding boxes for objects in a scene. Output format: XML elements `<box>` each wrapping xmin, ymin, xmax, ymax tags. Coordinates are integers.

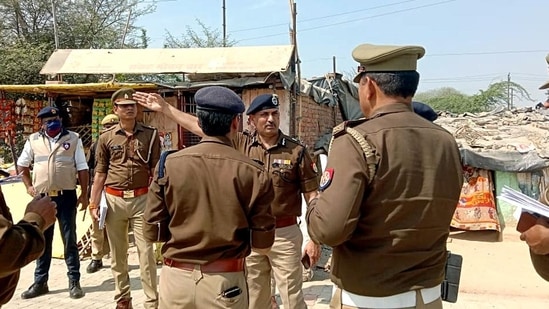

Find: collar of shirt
<box><xmin>41</xmin><ymin>129</ymin><xmax>68</xmax><ymax>143</ymax></box>
<box><xmin>369</xmin><ymin>102</ymin><xmax>413</xmax><ymax>119</ymax></box>
<box><xmin>113</xmin><ymin>122</ymin><xmax>145</xmax><ymax>135</ymax></box>
<box><xmin>200</xmin><ymin>136</ymin><xmax>234</xmax><ymax>147</ymax></box>
<box><xmin>251</xmin><ymin>130</ymin><xmax>287</xmax><ymax>149</ymax></box>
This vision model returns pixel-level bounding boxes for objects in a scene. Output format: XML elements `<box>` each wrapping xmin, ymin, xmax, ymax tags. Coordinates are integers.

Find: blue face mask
<box><xmin>45</xmin><ymin>119</ymin><xmax>62</xmax><ymax>136</ymax></box>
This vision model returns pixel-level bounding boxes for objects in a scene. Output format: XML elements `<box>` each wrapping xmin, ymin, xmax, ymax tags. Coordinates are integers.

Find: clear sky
<box><xmin>137</xmin><ymin>0</ymin><xmax>549</xmax><ymax>106</ymax></box>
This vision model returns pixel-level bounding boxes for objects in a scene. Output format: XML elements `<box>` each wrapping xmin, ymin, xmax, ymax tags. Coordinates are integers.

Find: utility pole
<box><xmin>332</xmin><ymin>56</ymin><xmax>337</xmax><ymax>75</ymax></box>
<box><xmin>222</xmin><ymin>0</ymin><xmax>227</xmax><ymax>47</ymax></box>
<box><xmin>50</xmin><ymin>0</ymin><xmax>59</xmax><ymax>49</ymax></box>
<box><xmin>288</xmin><ymin>0</ymin><xmax>301</xmax><ymax>139</ymax></box>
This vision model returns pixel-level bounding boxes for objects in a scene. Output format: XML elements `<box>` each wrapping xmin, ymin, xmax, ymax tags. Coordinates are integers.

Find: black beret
<box><xmin>412</xmin><ymin>101</ymin><xmax>437</xmax><ymax>122</ymax></box>
<box><xmin>37</xmin><ymin>106</ymin><xmax>60</xmax><ymax>119</ymax></box>
<box><xmin>246</xmin><ymin>94</ymin><xmax>280</xmax><ymax>115</ymax></box>
<box><xmin>194</xmin><ymin>86</ymin><xmax>244</xmax><ymax>114</ymax></box>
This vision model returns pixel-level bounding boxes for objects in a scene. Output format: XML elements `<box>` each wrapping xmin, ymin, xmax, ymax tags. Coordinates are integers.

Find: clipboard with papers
<box><xmin>99</xmin><ymin>191</ymin><xmax>108</xmax><ymax>229</ymax></box>
<box><xmin>496</xmin><ymin>186</ymin><xmax>549</xmax><ymax>232</ymax></box>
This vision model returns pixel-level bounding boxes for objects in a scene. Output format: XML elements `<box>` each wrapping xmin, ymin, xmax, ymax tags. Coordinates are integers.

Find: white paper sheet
<box><xmin>496</xmin><ymin>186</ymin><xmax>549</xmax><ymax>218</ymax></box>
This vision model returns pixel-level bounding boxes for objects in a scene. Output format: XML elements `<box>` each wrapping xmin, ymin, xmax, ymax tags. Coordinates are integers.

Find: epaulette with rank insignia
<box><xmin>328</xmin><ymin>118</ymin><xmax>377</xmax><ymax>184</ymax></box>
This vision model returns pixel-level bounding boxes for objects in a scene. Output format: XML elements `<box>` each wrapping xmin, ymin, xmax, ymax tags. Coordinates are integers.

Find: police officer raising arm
<box><xmin>134</xmin><ymin>90</ymin><xmax>321</xmax><ymax>309</ymax></box>
<box><xmin>89</xmin><ymin>89</ymin><xmax>160</xmax><ymax>309</ymax></box>
<box><xmin>143</xmin><ymin>86</ymin><xmax>275</xmax><ymax>308</ymax></box>
<box><xmin>307</xmin><ymin>44</ymin><xmax>463</xmax><ymax>309</ymax></box>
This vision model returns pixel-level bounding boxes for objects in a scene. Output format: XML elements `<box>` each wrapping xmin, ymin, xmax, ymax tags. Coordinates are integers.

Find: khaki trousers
<box><xmin>330</xmin><ymin>287</ymin><xmax>443</xmax><ymax>309</ymax></box>
<box><xmin>90</xmin><ymin>218</ymin><xmax>110</xmax><ymax>260</ymax></box>
<box><xmin>247</xmin><ymin>224</ymin><xmax>306</xmax><ymax>309</ymax></box>
<box><xmin>159</xmin><ymin>265</ymin><xmax>248</xmax><ymax>309</ymax></box>
<box><xmin>105</xmin><ymin>193</ymin><xmax>158</xmax><ymax>309</ymax></box>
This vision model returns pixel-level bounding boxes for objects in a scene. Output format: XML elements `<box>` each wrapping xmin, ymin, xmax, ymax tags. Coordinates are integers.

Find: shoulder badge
<box><xmin>319</xmin><ymin>168</ymin><xmax>334</xmax><ymax>191</ymax></box>
<box><xmin>311</xmin><ymin>162</ymin><xmax>319</xmax><ymax>174</ymax></box>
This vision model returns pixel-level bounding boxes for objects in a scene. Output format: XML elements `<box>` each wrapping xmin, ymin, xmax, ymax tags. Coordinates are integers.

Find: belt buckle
<box><xmin>48</xmin><ymin>190</ymin><xmax>59</xmax><ymax>197</ymax></box>
<box><xmin>123</xmin><ymin>190</ymin><xmax>135</xmax><ymax>198</ymax></box>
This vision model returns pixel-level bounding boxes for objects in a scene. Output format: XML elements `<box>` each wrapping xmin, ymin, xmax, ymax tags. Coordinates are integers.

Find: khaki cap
<box><xmin>111</xmin><ymin>88</ymin><xmax>136</xmax><ymax>105</ymax></box>
<box><xmin>101</xmin><ymin>114</ymin><xmax>119</xmax><ymax>126</ymax></box>
<box><xmin>352</xmin><ymin>44</ymin><xmax>425</xmax><ymax>82</ymax></box>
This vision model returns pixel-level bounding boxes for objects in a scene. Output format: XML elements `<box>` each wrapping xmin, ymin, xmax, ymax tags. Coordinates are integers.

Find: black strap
<box><xmin>157</xmin><ymin>150</ymin><xmax>178</xmax><ymax>179</ymax></box>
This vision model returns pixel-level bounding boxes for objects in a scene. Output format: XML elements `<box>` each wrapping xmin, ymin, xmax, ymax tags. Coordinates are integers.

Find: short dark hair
<box><xmin>364</xmin><ymin>71</ymin><xmax>420</xmax><ymax>98</ymax></box>
<box><xmin>197</xmin><ymin>110</ymin><xmax>236</xmax><ymax>136</ymax></box>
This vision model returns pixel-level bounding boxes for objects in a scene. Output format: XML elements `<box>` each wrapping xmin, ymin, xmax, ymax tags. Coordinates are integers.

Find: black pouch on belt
<box><xmin>441</xmin><ymin>251</ymin><xmax>462</xmax><ymax>303</ymax></box>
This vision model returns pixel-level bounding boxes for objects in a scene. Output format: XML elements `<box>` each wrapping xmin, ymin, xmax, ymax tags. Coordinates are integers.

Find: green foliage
<box><xmin>164</xmin><ymin>19</ymin><xmax>236</xmax><ymax>48</ymax></box>
<box><xmin>415</xmin><ymin>81</ymin><xmax>535</xmax><ymax>114</ymax></box>
<box><xmin>0</xmin><ymin>41</ymin><xmax>53</xmax><ymax>84</ymax></box>
<box><xmin>0</xmin><ymin>0</ymin><xmax>154</xmax><ymax>85</ymax></box>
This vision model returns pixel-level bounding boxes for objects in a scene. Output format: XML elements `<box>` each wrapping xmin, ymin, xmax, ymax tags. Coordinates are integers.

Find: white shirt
<box><xmin>17</xmin><ymin>131</ymin><xmax>89</xmax><ymax>171</ymax></box>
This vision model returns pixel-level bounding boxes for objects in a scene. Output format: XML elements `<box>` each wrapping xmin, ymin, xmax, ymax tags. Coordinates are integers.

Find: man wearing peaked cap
<box><xmin>89</xmin><ymin>88</ymin><xmax>161</xmax><ymax>309</ymax></box>
<box><xmin>17</xmin><ymin>104</ymin><xmax>89</xmax><ymax>300</ymax></box>
<box><xmin>100</xmin><ymin>114</ymin><xmax>119</xmax><ymax>126</ymax></box>
<box><xmin>142</xmin><ymin>86</ymin><xmax>275</xmax><ymax>308</ymax></box>
<box><xmin>111</xmin><ymin>88</ymin><xmax>137</xmax><ymax>105</ymax></box>
<box><xmin>307</xmin><ymin>43</ymin><xmax>463</xmax><ymax>309</ymax></box>
<box><xmin>133</xmin><ymin>89</ymin><xmax>320</xmax><ymax>309</ymax></box>
<box><xmin>520</xmin><ymin>53</ymin><xmax>549</xmax><ymax>282</ymax></box>
<box><xmin>85</xmin><ymin>113</ymin><xmax>119</xmax><ymax>275</ymax></box>
<box><xmin>352</xmin><ymin>44</ymin><xmax>425</xmax><ymax>82</ymax></box>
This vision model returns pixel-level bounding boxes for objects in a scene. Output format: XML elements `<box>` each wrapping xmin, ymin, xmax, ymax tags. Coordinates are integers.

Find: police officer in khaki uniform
<box><xmin>86</xmin><ymin>114</ymin><xmax>118</xmax><ymax>273</ymax></box>
<box><xmin>143</xmin><ymin>86</ymin><xmax>275</xmax><ymax>309</ymax></box>
<box><xmin>89</xmin><ymin>89</ymin><xmax>160</xmax><ymax>309</ymax></box>
<box><xmin>520</xmin><ymin>53</ymin><xmax>549</xmax><ymax>281</ymax></box>
<box><xmin>133</xmin><ymin>91</ymin><xmax>321</xmax><ymax>309</ymax></box>
<box><xmin>307</xmin><ymin>44</ymin><xmax>463</xmax><ymax>309</ymax></box>
<box><xmin>17</xmin><ymin>106</ymin><xmax>88</xmax><ymax>300</ymax></box>
<box><xmin>0</xmin><ymin>189</ymin><xmax>57</xmax><ymax>308</ymax></box>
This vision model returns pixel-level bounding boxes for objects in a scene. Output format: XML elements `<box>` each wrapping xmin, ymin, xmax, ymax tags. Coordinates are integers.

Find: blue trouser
<box><xmin>34</xmin><ymin>190</ymin><xmax>80</xmax><ymax>283</ymax></box>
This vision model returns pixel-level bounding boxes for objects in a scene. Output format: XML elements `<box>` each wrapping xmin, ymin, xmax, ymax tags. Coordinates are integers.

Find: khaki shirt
<box><xmin>307</xmin><ymin>103</ymin><xmax>463</xmax><ymax>296</ymax></box>
<box><xmin>95</xmin><ymin>123</ymin><xmax>160</xmax><ymax>190</ymax></box>
<box><xmin>234</xmin><ymin>131</ymin><xmax>319</xmax><ymax>217</ymax></box>
<box><xmin>0</xmin><ymin>189</ymin><xmax>46</xmax><ymax>306</ymax></box>
<box><xmin>144</xmin><ymin>136</ymin><xmax>275</xmax><ymax>264</ymax></box>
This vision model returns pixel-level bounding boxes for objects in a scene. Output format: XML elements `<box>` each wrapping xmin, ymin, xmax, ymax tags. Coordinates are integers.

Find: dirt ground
<box><xmin>443</xmin><ymin>228</ymin><xmax>548</xmax><ymax>308</ymax></box>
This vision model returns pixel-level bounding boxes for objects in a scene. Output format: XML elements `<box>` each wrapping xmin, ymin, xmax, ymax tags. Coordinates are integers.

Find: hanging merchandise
<box><xmin>92</xmin><ymin>98</ymin><xmax>111</xmax><ymax>141</ymax></box>
<box><xmin>0</xmin><ymin>95</ymin><xmax>16</xmax><ymax>138</ymax></box>
<box><xmin>15</xmin><ymin>98</ymin><xmax>48</xmax><ymax>136</ymax></box>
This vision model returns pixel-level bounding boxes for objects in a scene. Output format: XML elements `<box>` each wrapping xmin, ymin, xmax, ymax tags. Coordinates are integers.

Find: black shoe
<box><xmin>21</xmin><ymin>282</ymin><xmax>49</xmax><ymax>299</ymax></box>
<box><xmin>69</xmin><ymin>281</ymin><xmax>84</xmax><ymax>299</ymax></box>
<box><xmin>86</xmin><ymin>259</ymin><xmax>103</xmax><ymax>273</ymax></box>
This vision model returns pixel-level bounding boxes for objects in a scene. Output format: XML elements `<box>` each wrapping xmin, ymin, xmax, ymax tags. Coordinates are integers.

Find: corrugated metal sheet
<box><xmin>40</xmin><ymin>45</ymin><xmax>294</xmax><ymax>75</ymax></box>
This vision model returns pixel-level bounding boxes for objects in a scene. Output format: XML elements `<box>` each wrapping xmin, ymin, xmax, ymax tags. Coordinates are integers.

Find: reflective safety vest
<box><xmin>29</xmin><ymin>130</ymin><xmax>79</xmax><ymax>193</ymax></box>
